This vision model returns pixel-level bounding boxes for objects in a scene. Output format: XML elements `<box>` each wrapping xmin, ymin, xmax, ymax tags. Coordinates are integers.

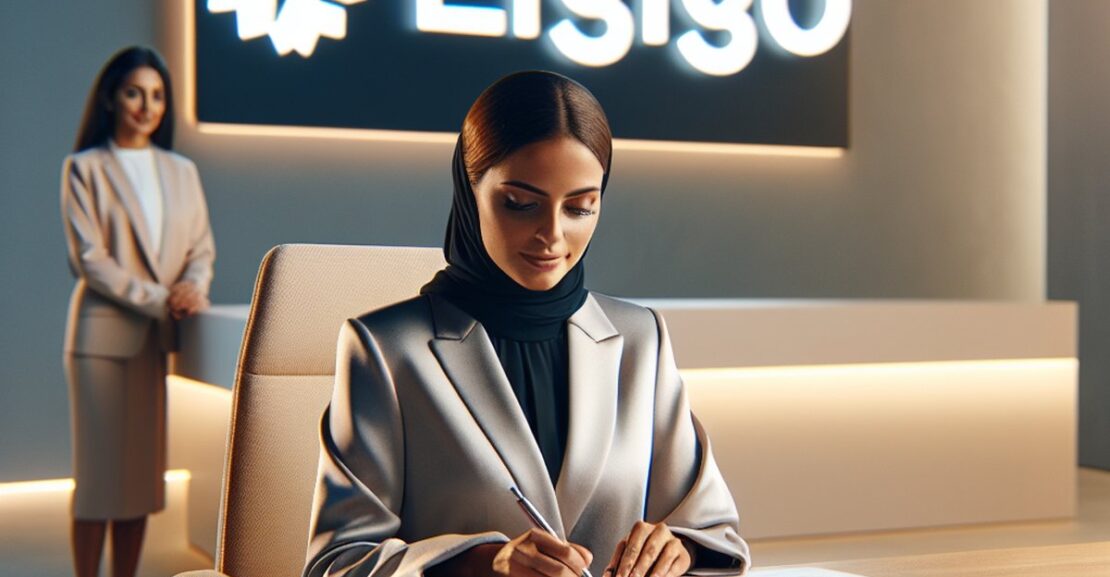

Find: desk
<box><xmin>170</xmin><ymin>300</ymin><xmax>1077</xmax><ymax>554</ymax></box>
<box><xmin>763</xmin><ymin>541</ymin><xmax>1110</xmax><ymax>576</ymax></box>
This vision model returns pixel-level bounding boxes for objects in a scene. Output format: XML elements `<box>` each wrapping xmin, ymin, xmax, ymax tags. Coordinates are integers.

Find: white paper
<box><xmin>750</xmin><ymin>568</ymin><xmax>868</xmax><ymax>577</ymax></box>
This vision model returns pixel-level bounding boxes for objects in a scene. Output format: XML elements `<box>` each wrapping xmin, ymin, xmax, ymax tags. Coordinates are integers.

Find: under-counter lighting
<box><xmin>0</xmin><ymin>375</ymin><xmax>222</xmax><ymax>499</ymax></box>
<box><xmin>681</xmin><ymin>357</ymin><xmax>1075</xmax><ymax>380</ymax></box>
<box><xmin>166</xmin><ymin>374</ymin><xmax>236</xmax><ymax>395</ymax></box>
<box><xmin>0</xmin><ymin>470</ymin><xmax>191</xmax><ymax>498</ymax></box>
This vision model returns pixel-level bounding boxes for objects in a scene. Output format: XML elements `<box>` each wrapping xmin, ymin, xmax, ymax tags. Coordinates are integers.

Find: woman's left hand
<box><xmin>604</xmin><ymin>522</ymin><xmax>692</xmax><ymax>577</ymax></box>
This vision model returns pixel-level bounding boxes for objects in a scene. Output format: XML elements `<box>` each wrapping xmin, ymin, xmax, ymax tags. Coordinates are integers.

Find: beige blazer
<box><xmin>305</xmin><ymin>293</ymin><xmax>749</xmax><ymax>577</ymax></box>
<box><xmin>61</xmin><ymin>145</ymin><xmax>215</xmax><ymax>357</ymax></box>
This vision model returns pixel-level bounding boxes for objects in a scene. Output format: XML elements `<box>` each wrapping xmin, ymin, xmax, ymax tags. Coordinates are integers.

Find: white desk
<box><xmin>169</xmin><ymin>299</ymin><xmax>1076</xmax><ymax>554</ymax></box>
<box><xmin>758</xmin><ymin>541</ymin><xmax>1110</xmax><ymax>577</ymax></box>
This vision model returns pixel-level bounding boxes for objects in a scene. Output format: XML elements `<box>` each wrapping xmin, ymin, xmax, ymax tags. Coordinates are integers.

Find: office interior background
<box><xmin>2</xmin><ymin>0</ymin><xmax>1110</xmax><ymax>575</ymax></box>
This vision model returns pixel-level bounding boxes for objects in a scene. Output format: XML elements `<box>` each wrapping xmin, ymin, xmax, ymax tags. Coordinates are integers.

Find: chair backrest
<box><xmin>215</xmin><ymin>244</ymin><xmax>446</xmax><ymax>577</ymax></box>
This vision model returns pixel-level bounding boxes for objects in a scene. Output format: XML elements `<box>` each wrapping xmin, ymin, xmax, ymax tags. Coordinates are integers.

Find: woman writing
<box><xmin>305</xmin><ymin>71</ymin><xmax>747</xmax><ymax>577</ymax></box>
<box><xmin>61</xmin><ymin>46</ymin><xmax>215</xmax><ymax>577</ymax></box>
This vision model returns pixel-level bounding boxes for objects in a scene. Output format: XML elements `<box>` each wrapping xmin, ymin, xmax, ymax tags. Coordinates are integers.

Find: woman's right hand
<box><xmin>492</xmin><ymin>528</ymin><xmax>593</xmax><ymax>577</ymax></box>
<box><xmin>168</xmin><ymin>281</ymin><xmax>209</xmax><ymax>320</ymax></box>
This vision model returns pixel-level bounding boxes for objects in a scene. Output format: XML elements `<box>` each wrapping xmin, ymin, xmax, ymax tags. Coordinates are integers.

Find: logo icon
<box><xmin>207</xmin><ymin>0</ymin><xmax>366</xmax><ymax>57</ymax></box>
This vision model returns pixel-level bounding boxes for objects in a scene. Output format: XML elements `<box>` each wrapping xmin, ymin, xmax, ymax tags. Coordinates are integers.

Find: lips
<box><xmin>520</xmin><ymin>253</ymin><xmax>563</xmax><ymax>271</ymax></box>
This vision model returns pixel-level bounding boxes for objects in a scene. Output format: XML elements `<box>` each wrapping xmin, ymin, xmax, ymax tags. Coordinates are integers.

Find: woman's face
<box><xmin>473</xmin><ymin>136</ymin><xmax>605</xmax><ymax>291</ymax></box>
<box><xmin>111</xmin><ymin>66</ymin><xmax>166</xmax><ymax>146</ymax></box>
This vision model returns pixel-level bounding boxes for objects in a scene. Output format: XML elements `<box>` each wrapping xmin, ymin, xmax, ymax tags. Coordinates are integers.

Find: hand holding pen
<box><xmin>499</xmin><ymin>486</ymin><xmax>594</xmax><ymax>577</ymax></box>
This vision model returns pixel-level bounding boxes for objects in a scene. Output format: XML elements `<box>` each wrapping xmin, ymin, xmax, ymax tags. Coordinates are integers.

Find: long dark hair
<box><xmin>74</xmin><ymin>46</ymin><xmax>175</xmax><ymax>152</ymax></box>
<box><xmin>461</xmin><ymin>71</ymin><xmax>611</xmax><ymax>187</ymax></box>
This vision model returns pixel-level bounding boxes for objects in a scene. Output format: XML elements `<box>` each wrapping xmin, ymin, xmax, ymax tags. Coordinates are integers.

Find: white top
<box><xmin>110</xmin><ymin>141</ymin><xmax>164</xmax><ymax>256</ymax></box>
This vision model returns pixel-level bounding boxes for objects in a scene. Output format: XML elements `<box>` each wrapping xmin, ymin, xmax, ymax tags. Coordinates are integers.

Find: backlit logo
<box><xmin>207</xmin><ymin>0</ymin><xmax>367</xmax><ymax>57</ymax></box>
<box><xmin>208</xmin><ymin>0</ymin><xmax>851</xmax><ymax>76</ymax></box>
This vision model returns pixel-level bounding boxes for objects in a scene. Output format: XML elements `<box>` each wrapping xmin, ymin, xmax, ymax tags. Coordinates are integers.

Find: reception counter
<box><xmin>167</xmin><ymin>299</ymin><xmax>1077</xmax><ymax>557</ymax></box>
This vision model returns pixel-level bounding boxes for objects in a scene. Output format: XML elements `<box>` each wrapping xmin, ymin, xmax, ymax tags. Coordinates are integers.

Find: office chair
<box><xmin>178</xmin><ymin>244</ymin><xmax>445</xmax><ymax>577</ymax></box>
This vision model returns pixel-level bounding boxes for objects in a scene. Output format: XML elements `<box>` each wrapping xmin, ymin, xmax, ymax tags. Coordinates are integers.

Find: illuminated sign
<box><xmin>414</xmin><ymin>0</ymin><xmax>851</xmax><ymax>76</ymax></box>
<box><xmin>195</xmin><ymin>0</ymin><xmax>850</xmax><ymax>147</ymax></box>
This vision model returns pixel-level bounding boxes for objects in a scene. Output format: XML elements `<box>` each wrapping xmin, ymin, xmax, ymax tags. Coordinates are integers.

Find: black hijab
<box><xmin>420</xmin><ymin>136</ymin><xmax>609</xmax><ymax>340</ymax></box>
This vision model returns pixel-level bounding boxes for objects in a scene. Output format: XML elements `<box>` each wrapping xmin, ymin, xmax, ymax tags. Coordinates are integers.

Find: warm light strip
<box><xmin>181</xmin><ymin>1</ymin><xmax>844</xmax><ymax>159</ymax></box>
<box><xmin>182</xmin><ymin>0</ymin><xmax>197</xmax><ymax>126</ymax></box>
<box><xmin>681</xmin><ymin>357</ymin><xmax>1075</xmax><ymax>380</ymax></box>
<box><xmin>196</xmin><ymin>121</ymin><xmax>458</xmax><ymax>144</ymax></box>
<box><xmin>614</xmin><ymin>138</ymin><xmax>843</xmax><ymax>158</ymax></box>
<box><xmin>0</xmin><ymin>470</ymin><xmax>192</xmax><ymax>497</ymax></box>
<box><xmin>196</xmin><ymin>121</ymin><xmax>844</xmax><ymax>157</ymax></box>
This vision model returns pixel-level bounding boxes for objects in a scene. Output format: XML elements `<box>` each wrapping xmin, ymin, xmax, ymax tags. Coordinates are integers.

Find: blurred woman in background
<box><xmin>61</xmin><ymin>46</ymin><xmax>215</xmax><ymax>577</ymax></box>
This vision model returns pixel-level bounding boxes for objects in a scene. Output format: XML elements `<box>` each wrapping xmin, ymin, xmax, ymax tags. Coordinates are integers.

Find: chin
<box><xmin>514</xmin><ymin>271</ymin><xmax>565</xmax><ymax>292</ymax></box>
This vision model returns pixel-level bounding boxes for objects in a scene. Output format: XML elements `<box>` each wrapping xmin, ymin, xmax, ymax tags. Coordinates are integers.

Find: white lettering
<box><xmin>208</xmin><ymin>0</ymin><xmax>277</xmax><ymax>40</ymax></box>
<box><xmin>549</xmin><ymin>0</ymin><xmax>635</xmax><ymax>67</ymax></box>
<box><xmin>415</xmin><ymin>0</ymin><xmax>507</xmax><ymax>38</ymax></box>
<box><xmin>268</xmin><ymin>0</ymin><xmax>350</xmax><ymax>57</ymax></box>
<box><xmin>274</xmin><ymin>0</ymin><xmax>854</xmax><ymax>73</ymax></box>
<box><xmin>760</xmin><ymin>0</ymin><xmax>853</xmax><ymax>57</ymax></box>
<box><xmin>676</xmin><ymin>0</ymin><xmax>757</xmax><ymax>76</ymax></box>
<box><xmin>640</xmin><ymin>0</ymin><xmax>670</xmax><ymax>47</ymax></box>
<box><xmin>513</xmin><ymin>0</ymin><xmax>542</xmax><ymax>39</ymax></box>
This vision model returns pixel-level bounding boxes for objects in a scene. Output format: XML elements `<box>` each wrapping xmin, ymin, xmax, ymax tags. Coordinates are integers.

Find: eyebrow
<box><xmin>501</xmin><ymin>180</ymin><xmax>599</xmax><ymax>198</ymax></box>
<box><xmin>123</xmin><ymin>83</ymin><xmax>163</xmax><ymax>92</ymax></box>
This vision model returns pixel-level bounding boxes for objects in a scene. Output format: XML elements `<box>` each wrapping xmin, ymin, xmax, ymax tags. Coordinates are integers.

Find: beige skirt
<box><xmin>65</xmin><ymin>331</ymin><xmax>167</xmax><ymax>520</ymax></box>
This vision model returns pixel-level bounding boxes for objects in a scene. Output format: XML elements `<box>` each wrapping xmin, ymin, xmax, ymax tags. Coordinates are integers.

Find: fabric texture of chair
<box><xmin>178</xmin><ymin>244</ymin><xmax>445</xmax><ymax>577</ymax></box>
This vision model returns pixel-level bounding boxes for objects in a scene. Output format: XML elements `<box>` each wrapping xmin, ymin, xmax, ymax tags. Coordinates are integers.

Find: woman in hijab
<box><xmin>305</xmin><ymin>71</ymin><xmax>748</xmax><ymax>577</ymax></box>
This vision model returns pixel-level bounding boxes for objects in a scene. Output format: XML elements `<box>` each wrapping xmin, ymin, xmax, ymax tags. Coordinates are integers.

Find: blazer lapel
<box><xmin>427</xmin><ymin>295</ymin><xmax>566</xmax><ymax>538</ymax></box>
<box><xmin>556</xmin><ymin>295</ymin><xmax>622</xmax><ymax>538</ymax></box>
<box><xmin>100</xmin><ymin>148</ymin><xmax>161</xmax><ymax>282</ymax></box>
<box><xmin>153</xmin><ymin>149</ymin><xmax>179</xmax><ymax>280</ymax></box>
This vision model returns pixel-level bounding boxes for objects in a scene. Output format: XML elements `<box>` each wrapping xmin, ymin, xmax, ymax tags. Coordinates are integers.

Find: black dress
<box><xmin>488</xmin><ymin>327</ymin><xmax>570</xmax><ymax>485</ymax></box>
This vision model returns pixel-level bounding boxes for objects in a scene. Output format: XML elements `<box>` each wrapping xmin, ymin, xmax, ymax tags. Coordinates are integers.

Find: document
<box><xmin>751</xmin><ymin>569</ymin><xmax>867</xmax><ymax>577</ymax></box>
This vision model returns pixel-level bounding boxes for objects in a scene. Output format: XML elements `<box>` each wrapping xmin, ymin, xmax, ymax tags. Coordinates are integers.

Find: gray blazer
<box><xmin>305</xmin><ymin>292</ymin><xmax>750</xmax><ymax>577</ymax></box>
<box><xmin>61</xmin><ymin>146</ymin><xmax>215</xmax><ymax>357</ymax></box>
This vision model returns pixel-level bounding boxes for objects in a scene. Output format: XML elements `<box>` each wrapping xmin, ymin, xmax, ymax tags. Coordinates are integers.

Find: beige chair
<box><xmin>179</xmin><ymin>244</ymin><xmax>445</xmax><ymax>577</ymax></box>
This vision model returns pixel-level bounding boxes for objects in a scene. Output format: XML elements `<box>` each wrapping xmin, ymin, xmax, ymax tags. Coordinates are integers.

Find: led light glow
<box><xmin>616</xmin><ymin>137</ymin><xmax>844</xmax><ymax>157</ymax></box>
<box><xmin>207</xmin><ymin>0</ymin><xmax>276</xmax><ymax>40</ymax></box>
<box><xmin>677</xmin><ymin>0</ymin><xmax>758</xmax><ymax>76</ymax></box>
<box><xmin>513</xmin><ymin>0</ymin><xmax>542</xmax><ymax>39</ymax></box>
<box><xmin>681</xmin><ymin>357</ymin><xmax>1076</xmax><ymax>539</ymax></box>
<box><xmin>641</xmin><ymin>0</ymin><xmax>670</xmax><ymax>46</ymax></box>
<box><xmin>188</xmin><ymin>0</ymin><xmax>848</xmax><ymax>155</ymax></box>
<box><xmin>196</xmin><ymin>121</ymin><xmax>460</xmax><ymax>144</ymax></box>
<box><xmin>195</xmin><ymin>121</ymin><xmax>845</xmax><ymax>157</ymax></box>
<box><xmin>269</xmin><ymin>0</ymin><xmax>350</xmax><ymax>56</ymax></box>
<box><xmin>207</xmin><ymin>0</ymin><xmax>365</xmax><ymax>57</ymax></box>
<box><xmin>207</xmin><ymin>0</ymin><xmax>852</xmax><ymax>72</ymax></box>
<box><xmin>549</xmin><ymin>0</ymin><xmax>635</xmax><ymax>67</ymax></box>
<box><xmin>681</xmin><ymin>357</ymin><xmax>1076</xmax><ymax>381</ymax></box>
<box><xmin>0</xmin><ymin>470</ymin><xmax>191</xmax><ymax>498</ymax></box>
<box><xmin>760</xmin><ymin>0</ymin><xmax>853</xmax><ymax>57</ymax></box>
<box><xmin>416</xmin><ymin>0</ymin><xmax>507</xmax><ymax>38</ymax></box>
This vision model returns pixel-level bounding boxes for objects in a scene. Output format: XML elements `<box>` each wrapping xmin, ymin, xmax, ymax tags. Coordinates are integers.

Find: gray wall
<box><xmin>1048</xmin><ymin>0</ymin><xmax>1110</xmax><ymax>469</ymax></box>
<box><xmin>1</xmin><ymin>0</ymin><xmax>1048</xmax><ymax>482</ymax></box>
<box><xmin>0</xmin><ymin>1</ymin><xmax>159</xmax><ymax>481</ymax></box>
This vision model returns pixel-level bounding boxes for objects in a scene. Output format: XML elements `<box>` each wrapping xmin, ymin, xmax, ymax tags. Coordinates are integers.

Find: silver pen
<box><xmin>510</xmin><ymin>486</ymin><xmax>595</xmax><ymax>577</ymax></box>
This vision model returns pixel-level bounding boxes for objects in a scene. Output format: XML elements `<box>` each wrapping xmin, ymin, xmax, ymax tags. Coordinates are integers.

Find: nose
<box><xmin>534</xmin><ymin>208</ymin><xmax>564</xmax><ymax>247</ymax></box>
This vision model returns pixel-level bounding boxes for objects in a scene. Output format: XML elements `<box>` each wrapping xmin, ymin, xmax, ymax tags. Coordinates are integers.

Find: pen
<box><xmin>510</xmin><ymin>486</ymin><xmax>595</xmax><ymax>577</ymax></box>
